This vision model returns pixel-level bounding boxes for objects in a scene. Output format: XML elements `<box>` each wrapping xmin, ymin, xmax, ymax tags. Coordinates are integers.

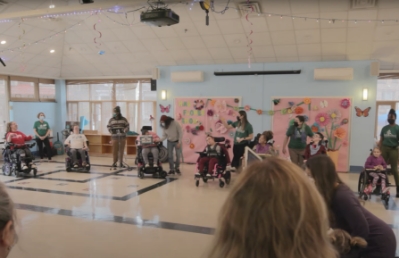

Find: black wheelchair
<box><xmin>358</xmin><ymin>168</ymin><xmax>390</xmax><ymax>205</ymax></box>
<box><xmin>1</xmin><ymin>142</ymin><xmax>37</xmax><ymax>177</ymax></box>
<box><xmin>194</xmin><ymin>137</ymin><xmax>231</xmax><ymax>188</ymax></box>
<box><xmin>65</xmin><ymin>145</ymin><xmax>91</xmax><ymax>172</ymax></box>
<box><xmin>135</xmin><ymin>142</ymin><xmax>168</xmax><ymax>179</ymax></box>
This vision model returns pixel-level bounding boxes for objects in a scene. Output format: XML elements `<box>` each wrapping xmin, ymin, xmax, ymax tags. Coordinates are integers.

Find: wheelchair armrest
<box><xmin>28</xmin><ymin>142</ymin><xmax>36</xmax><ymax>148</ymax></box>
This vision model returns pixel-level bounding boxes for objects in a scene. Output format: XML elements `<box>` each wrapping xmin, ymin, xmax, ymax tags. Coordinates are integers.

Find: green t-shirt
<box><xmin>380</xmin><ymin>124</ymin><xmax>399</xmax><ymax>147</ymax></box>
<box><xmin>286</xmin><ymin>124</ymin><xmax>314</xmax><ymax>149</ymax></box>
<box><xmin>33</xmin><ymin>120</ymin><xmax>50</xmax><ymax>137</ymax></box>
<box><xmin>232</xmin><ymin>121</ymin><xmax>254</xmax><ymax>145</ymax></box>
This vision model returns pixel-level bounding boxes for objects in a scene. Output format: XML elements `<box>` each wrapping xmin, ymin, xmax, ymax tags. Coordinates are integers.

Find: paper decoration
<box><xmin>354</xmin><ymin>107</ymin><xmax>371</xmax><ymax>117</ymax></box>
<box><xmin>160</xmin><ymin>104</ymin><xmax>171</xmax><ymax>113</ymax></box>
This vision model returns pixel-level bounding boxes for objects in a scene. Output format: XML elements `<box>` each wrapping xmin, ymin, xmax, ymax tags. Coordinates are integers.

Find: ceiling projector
<box><xmin>140</xmin><ymin>8</ymin><xmax>179</xmax><ymax>27</ymax></box>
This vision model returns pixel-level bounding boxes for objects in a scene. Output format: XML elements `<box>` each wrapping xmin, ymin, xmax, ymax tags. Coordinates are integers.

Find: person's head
<box><xmin>238</xmin><ymin>110</ymin><xmax>248</xmax><ymax>128</ymax></box>
<box><xmin>0</xmin><ymin>183</ymin><xmax>17</xmax><ymax>258</ymax></box>
<box><xmin>160</xmin><ymin>115</ymin><xmax>173</xmax><ymax>129</ymax></box>
<box><xmin>208</xmin><ymin>158</ymin><xmax>336</xmax><ymax>258</ymax></box>
<box><xmin>372</xmin><ymin>147</ymin><xmax>381</xmax><ymax>158</ymax></box>
<box><xmin>258</xmin><ymin>134</ymin><xmax>266</xmax><ymax>144</ymax></box>
<box><xmin>37</xmin><ymin>112</ymin><xmax>45</xmax><ymax>121</ymax></box>
<box><xmin>263</xmin><ymin>130</ymin><xmax>273</xmax><ymax>142</ymax></box>
<box><xmin>294</xmin><ymin>115</ymin><xmax>305</xmax><ymax>127</ymax></box>
<box><xmin>388</xmin><ymin>109</ymin><xmax>396</xmax><ymax>125</ymax></box>
<box><xmin>206</xmin><ymin>135</ymin><xmax>215</xmax><ymax>145</ymax></box>
<box><xmin>328</xmin><ymin>229</ymin><xmax>367</xmax><ymax>255</ymax></box>
<box><xmin>312</xmin><ymin>132</ymin><xmax>324</xmax><ymax>144</ymax></box>
<box><xmin>73</xmin><ymin>125</ymin><xmax>79</xmax><ymax>134</ymax></box>
<box><xmin>6</xmin><ymin>122</ymin><xmax>17</xmax><ymax>133</ymax></box>
<box><xmin>141</xmin><ymin>130</ymin><xmax>149</xmax><ymax>135</ymax></box>
<box><xmin>306</xmin><ymin>155</ymin><xmax>342</xmax><ymax>221</ymax></box>
<box><xmin>113</xmin><ymin>106</ymin><xmax>121</xmax><ymax>119</ymax></box>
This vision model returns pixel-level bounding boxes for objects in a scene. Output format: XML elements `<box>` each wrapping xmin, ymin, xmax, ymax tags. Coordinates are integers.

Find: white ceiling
<box><xmin>0</xmin><ymin>0</ymin><xmax>398</xmax><ymax>78</ymax></box>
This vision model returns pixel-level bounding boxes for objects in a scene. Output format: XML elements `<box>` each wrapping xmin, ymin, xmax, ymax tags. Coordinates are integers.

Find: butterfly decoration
<box><xmin>149</xmin><ymin>115</ymin><xmax>154</xmax><ymax>121</ymax></box>
<box><xmin>312</xmin><ymin>105</ymin><xmax>319</xmax><ymax>111</ymax></box>
<box><xmin>355</xmin><ymin>106</ymin><xmax>371</xmax><ymax>117</ymax></box>
<box><xmin>177</xmin><ymin>113</ymin><xmax>182</xmax><ymax>120</ymax></box>
<box><xmin>320</xmin><ymin>100</ymin><xmax>328</xmax><ymax>109</ymax></box>
<box><xmin>159</xmin><ymin>104</ymin><xmax>171</xmax><ymax>113</ymax></box>
<box><xmin>288</xmin><ymin>101</ymin><xmax>295</xmax><ymax>107</ymax></box>
<box><xmin>272</xmin><ymin>99</ymin><xmax>281</xmax><ymax>106</ymax></box>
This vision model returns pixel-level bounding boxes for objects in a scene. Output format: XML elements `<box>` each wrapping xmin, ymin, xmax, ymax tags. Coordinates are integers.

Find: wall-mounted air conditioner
<box><xmin>314</xmin><ymin>68</ymin><xmax>354</xmax><ymax>81</ymax></box>
<box><xmin>171</xmin><ymin>71</ymin><xmax>204</xmax><ymax>82</ymax></box>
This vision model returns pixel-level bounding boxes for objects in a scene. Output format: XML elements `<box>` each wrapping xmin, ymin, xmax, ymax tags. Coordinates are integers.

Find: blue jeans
<box><xmin>167</xmin><ymin>140</ymin><xmax>180</xmax><ymax>171</ymax></box>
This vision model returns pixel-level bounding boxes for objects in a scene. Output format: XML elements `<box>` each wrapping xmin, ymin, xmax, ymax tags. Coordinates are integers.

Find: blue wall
<box><xmin>157</xmin><ymin>61</ymin><xmax>377</xmax><ymax>170</ymax></box>
<box><xmin>9</xmin><ymin>79</ymin><xmax>67</xmax><ymax>142</ymax></box>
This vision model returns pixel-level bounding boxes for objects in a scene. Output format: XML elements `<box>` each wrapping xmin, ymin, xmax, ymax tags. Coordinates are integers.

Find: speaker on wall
<box><xmin>152</xmin><ymin>68</ymin><xmax>159</xmax><ymax>80</ymax></box>
<box><xmin>151</xmin><ymin>79</ymin><xmax>157</xmax><ymax>91</ymax></box>
<box><xmin>370</xmin><ymin>61</ymin><xmax>380</xmax><ymax>76</ymax></box>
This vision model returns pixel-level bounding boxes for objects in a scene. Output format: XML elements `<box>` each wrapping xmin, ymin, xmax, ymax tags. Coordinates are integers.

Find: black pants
<box><xmin>35</xmin><ymin>137</ymin><xmax>51</xmax><ymax>159</ymax></box>
<box><xmin>232</xmin><ymin>143</ymin><xmax>246</xmax><ymax>168</ymax></box>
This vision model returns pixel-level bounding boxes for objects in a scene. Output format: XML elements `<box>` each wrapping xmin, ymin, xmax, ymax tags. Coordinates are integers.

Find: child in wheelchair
<box><xmin>64</xmin><ymin>125</ymin><xmax>90</xmax><ymax>169</ymax></box>
<box><xmin>253</xmin><ymin>131</ymin><xmax>279</xmax><ymax>156</ymax></box>
<box><xmin>303</xmin><ymin>132</ymin><xmax>327</xmax><ymax>162</ymax></box>
<box><xmin>138</xmin><ymin>126</ymin><xmax>161</xmax><ymax>168</ymax></box>
<box><xmin>363</xmin><ymin>147</ymin><xmax>389</xmax><ymax>195</ymax></box>
<box><xmin>195</xmin><ymin>135</ymin><xmax>231</xmax><ymax>187</ymax></box>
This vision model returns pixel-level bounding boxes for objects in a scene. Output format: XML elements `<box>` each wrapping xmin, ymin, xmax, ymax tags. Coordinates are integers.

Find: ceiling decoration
<box><xmin>0</xmin><ymin>0</ymin><xmax>397</xmax><ymax>79</ymax></box>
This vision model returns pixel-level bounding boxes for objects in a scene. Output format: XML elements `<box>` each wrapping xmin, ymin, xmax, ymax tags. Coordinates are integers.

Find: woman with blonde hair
<box><xmin>208</xmin><ymin>158</ymin><xmax>337</xmax><ymax>258</ymax></box>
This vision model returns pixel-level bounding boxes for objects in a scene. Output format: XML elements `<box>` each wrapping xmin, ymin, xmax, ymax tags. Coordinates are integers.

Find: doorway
<box><xmin>375</xmin><ymin>101</ymin><xmax>399</xmax><ymax>140</ymax></box>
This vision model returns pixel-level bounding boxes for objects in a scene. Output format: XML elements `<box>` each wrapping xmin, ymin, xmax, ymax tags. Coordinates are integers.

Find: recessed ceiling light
<box><xmin>50</xmin><ymin>49</ymin><xmax>55</xmax><ymax>53</ymax></box>
<box><xmin>49</xmin><ymin>4</ymin><xmax>55</xmax><ymax>8</ymax></box>
<box><xmin>0</xmin><ymin>41</ymin><xmax>6</xmax><ymax>45</ymax></box>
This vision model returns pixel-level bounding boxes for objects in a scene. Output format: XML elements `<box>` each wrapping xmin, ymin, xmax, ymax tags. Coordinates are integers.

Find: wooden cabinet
<box><xmin>84</xmin><ymin>131</ymin><xmax>137</xmax><ymax>156</ymax></box>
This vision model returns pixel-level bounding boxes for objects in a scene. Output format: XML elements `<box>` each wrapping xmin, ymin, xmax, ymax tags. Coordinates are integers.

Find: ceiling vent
<box><xmin>237</xmin><ymin>2</ymin><xmax>261</xmax><ymax>17</ymax></box>
<box><xmin>351</xmin><ymin>0</ymin><xmax>377</xmax><ymax>9</ymax></box>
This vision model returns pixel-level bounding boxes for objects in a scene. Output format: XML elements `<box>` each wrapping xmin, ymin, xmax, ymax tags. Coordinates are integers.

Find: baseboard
<box><xmin>349</xmin><ymin>166</ymin><xmax>363</xmax><ymax>173</ymax></box>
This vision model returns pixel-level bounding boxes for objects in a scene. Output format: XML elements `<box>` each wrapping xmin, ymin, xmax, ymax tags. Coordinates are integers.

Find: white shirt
<box><xmin>64</xmin><ymin>134</ymin><xmax>87</xmax><ymax>149</ymax></box>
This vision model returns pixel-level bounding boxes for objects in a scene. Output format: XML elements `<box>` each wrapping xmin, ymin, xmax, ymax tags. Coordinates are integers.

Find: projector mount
<box><xmin>146</xmin><ymin>0</ymin><xmax>169</xmax><ymax>11</ymax></box>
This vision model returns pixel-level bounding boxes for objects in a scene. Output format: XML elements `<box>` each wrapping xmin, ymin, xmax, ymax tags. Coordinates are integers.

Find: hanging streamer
<box><xmin>18</xmin><ymin>18</ymin><xmax>26</xmax><ymax>72</ymax></box>
<box><xmin>245</xmin><ymin>1</ymin><xmax>253</xmax><ymax>68</ymax></box>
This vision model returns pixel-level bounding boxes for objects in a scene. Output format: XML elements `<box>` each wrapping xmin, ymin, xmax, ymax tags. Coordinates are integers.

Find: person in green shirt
<box><xmin>33</xmin><ymin>112</ymin><xmax>52</xmax><ymax>161</ymax></box>
<box><xmin>379</xmin><ymin>109</ymin><xmax>399</xmax><ymax>197</ymax></box>
<box><xmin>282</xmin><ymin>115</ymin><xmax>314</xmax><ymax>167</ymax></box>
<box><xmin>222</xmin><ymin>110</ymin><xmax>253</xmax><ymax>169</ymax></box>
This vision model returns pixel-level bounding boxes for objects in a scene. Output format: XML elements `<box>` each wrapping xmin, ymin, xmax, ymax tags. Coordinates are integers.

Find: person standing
<box><xmin>107</xmin><ymin>106</ymin><xmax>129</xmax><ymax>168</ymax></box>
<box><xmin>379</xmin><ymin>109</ymin><xmax>399</xmax><ymax>197</ymax></box>
<box><xmin>222</xmin><ymin>110</ymin><xmax>253</xmax><ymax>169</ymax></box>
<box><xmin>157</xmin><ymin>115</ymin><xmax>182</xmax><ymax>175</ymax></box>
<box><xmin>33</xmin><ymin>112</ymin><xmax>52</xmax><ymax>161</ymax></box>
<box><xmin>282</xmin><ymin>115</ymin><xmax>313</xmax><ymax>167</ymax></box>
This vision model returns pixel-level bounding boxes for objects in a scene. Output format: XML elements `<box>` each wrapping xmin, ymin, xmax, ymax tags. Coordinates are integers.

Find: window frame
<box><xmin>66</xmin><ymin>79</ymin><xmax>156</xmax><ymax>134</ymax></box>
<box><xmin>7</xmin><ymin>75</ymin><xmax>56</xmax><ymax>102</ymax></box>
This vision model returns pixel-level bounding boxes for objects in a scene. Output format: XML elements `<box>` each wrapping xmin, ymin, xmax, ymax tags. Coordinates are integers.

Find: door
<box><xmin>375</xmin><ymin>101</ymin><xmax>399</xmax><ymax>140</ymax></box>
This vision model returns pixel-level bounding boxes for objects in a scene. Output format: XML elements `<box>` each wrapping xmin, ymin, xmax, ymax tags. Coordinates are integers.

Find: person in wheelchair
<box><xmin>138</xmin><ymin>126</ymin><xmax>161</xmax><ymax>167</ymax></box>
<box><xmin>303</xmin><ymin>132</ymin><xmax>327</xmax><ymax>162</ymax></box>
<box><xmin>254</xmin><ymin>131</ymin><xmax>278</xmax><ymax>156</ymax></box>
<box><xmin>196</xmin><ymin>135</ymin><xmax>224</xmax><ymax>177</ymax></box>
<box><xmin>64</xmin><ymin>125</ymin><xmax>89</xmax><ymax>168</ymax></box>
<box><xmin>364</xmin><ymin>147</ymin><xmax>388</xmax><ymax>195</ymax></box>
<box><xmin>5</xmin><ymin>121</ymin><xmax>36</xmax><ymax>170</ymax></box>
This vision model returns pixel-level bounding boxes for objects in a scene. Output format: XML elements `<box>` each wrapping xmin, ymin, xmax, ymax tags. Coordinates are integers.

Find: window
<box><xmin>0</xmin><ymin>78</ymin><xmax>8</xmax><ymax>139</ymax></box>
<box><xmin>66</xmin><ymin>79</ymin><xmax>155</xmax><ymax>134</ymax></box>
<box><xmin>8</xmin><ymin>76</ymin><xmax>56</xmax><ymax>102</ymax></box>
<box><xmin>377</xmin><ymin>78</ymin><xmax>399</xmax><ymax>101</ymax></box>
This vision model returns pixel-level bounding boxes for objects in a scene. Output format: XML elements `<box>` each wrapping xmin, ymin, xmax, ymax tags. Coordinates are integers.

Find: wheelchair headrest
<box><xmin>214</xmin><ymin>137</ymin><xmax>225</xmax><ymax>143</ymax></box>
<box><xmin>141</xmin><ymin>126</ymin><xmax>152</xmax><ymax>131</ymax></box>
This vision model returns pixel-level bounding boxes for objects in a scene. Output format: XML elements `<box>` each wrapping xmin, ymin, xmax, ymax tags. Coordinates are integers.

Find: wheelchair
<box><xmin>195</xmin><ymin>137</ymin><xmax>231</xmax><ymax>188</ymax></box>
<box><xmin>65</xmin><ymin>145</ymin><xmax>91</xmax><ymax>172</ymax></box>
<box><xmin>358</xmin><ymin>168</ymin><xmax>390</xmax><ymax>205</ymax></box>
<box><xmin>1</xmin><ymin>142</ymin><xmax>37</xmax><ymax>177</ymax></box>
<box><xmin>135</xmin><ymin>143</ymin><xmax>168</xmax><ymax>179</ymax></box>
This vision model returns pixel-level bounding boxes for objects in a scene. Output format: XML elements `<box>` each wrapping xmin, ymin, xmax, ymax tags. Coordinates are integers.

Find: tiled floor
<box><xmin>1</xmin><ymin>156</ymin><xmax>398</xmax><ymax>257</ymax></box>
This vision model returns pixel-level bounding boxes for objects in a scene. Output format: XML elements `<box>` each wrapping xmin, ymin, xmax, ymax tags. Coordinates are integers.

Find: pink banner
<box><xmin>272</xmin><ymin>97</ymin><xmax>351</xmax><ymax>172</ymax></box>
<box><xmin>174</xmin><ymin>97</ymin><xmax>241</xmax><ymax>163</ymax></box>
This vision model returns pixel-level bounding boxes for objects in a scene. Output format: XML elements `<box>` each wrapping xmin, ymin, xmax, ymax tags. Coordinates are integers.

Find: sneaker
<box><xmin>175</xmin><ymin>169</ymin><xmax>181</xmax><ymax>175</ymax></box>
<box><xmin>168</xmin><ymin>170</ymin><xmax>175</xmax><ymax>175</ymax></box>
<box><xmin>73</xmin><ymin>164</ymin><xmax>78</xmax><ymax>168</ymax></box>
<box><xmin>371</xmin><ymin>185</ymin><xmax>377</xmax><ymax>193</ymax></box>
<box><xmin>145</xmin><ymin>164</ymin><xmax>150</xmax><ymax>168</ymax></box>
<box><xmin>85</xmin><ymin>163</ymin><xmax>90</xmax><ymax>167</ymax></box>
<box><xmin>120</xmin><ymin>163</ymin><xmax>126</xmax><ymax>168</ymax></box>
<box><xmin>22</xmin><ymin>165</ymin><xmax>28</xmax><ymax>170</ymax></box>
<box><xmin>48</xmin><ymin>157</ymin><xmax>52</xmax><ymax>162</ymax></box>
<box><xmin>195</xmin><ymin>172</ymin><xmax>201</xmax><ymax>176</ymax></box>
<box><xmin>206</xmin><ymin>173</ymin><xmax>212</xmax><ymax>178</ymax></box>
<box><xmin>153</xmin><ymin>164</ymin><xmax>158</xmax><ymax>167</ymax></box>
<box><xmin>111</xmin><ymin>163</ymin><xmax>117</xmax><ymax>167</ymax></box>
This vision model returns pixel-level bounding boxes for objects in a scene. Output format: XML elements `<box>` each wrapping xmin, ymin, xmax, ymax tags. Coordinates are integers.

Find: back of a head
<box><xmin>0</xmin><ymin>182</ymin><xmax>16</xmax><ymax>253</ymax></box>
<box><xmin>208</xmin><ymin>158</ymin><xmax>336</xmax><ymax>258</ymax></box>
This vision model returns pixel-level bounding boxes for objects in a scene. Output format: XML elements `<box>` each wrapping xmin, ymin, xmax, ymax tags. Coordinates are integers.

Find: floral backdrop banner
<box><xmin>174</xmin><ymin>97</ymin><xmax>241</xmax><ymax>163</ymax></box>
<box><xmin>272</xmin><ymin>97</ymin><xmax>352</xmax><ymax>172</ymax></box>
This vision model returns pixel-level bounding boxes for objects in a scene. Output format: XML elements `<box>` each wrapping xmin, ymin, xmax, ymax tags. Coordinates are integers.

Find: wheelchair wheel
<box><xmin>202</xmin><ymin>177</ymin><xmax>208</xmax><ymax>183</ymax></box>
<box><xmin>195</xmin><ymin>180</ymin><xmax>199</xmax><ymax>187</ymax></box>
<box><xmin>161</xmin><ymin>171</ymin><xmax>167</xmax><ymax>178</ymax></box>
<box><xmin>358</xmin><ymin>171</ymin><xmax>366</xmax><ymax>194</ymax></box>
<box><xmin>33</xmin><ymin>169</ymin><xmax>37</xmax><ymax>177</ymax></box>
<box><xmin>2</xmin><ymin>165</ymin><xmax>11</xmax><ymax>176</ymax></box>
<box><xmin>224</xmin><ymin>171</ymin><xmax>231</xmax><ymax>185</ymax></box>
<box><xmin>219</xmin><ymin>179</ymin><xmax>225</xmax><ymax>188</ymax></box>
<box><xmin>138</xmin><ymin>171</ymin><xmax>144</xmax><ymax>179</ymax></box>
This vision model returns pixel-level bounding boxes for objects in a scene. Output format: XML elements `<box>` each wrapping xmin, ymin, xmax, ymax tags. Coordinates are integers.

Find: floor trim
<box><xmin>14</xmin><ymin>202</ymin><xmax>214</xmax><ymax>235</ymax></box>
